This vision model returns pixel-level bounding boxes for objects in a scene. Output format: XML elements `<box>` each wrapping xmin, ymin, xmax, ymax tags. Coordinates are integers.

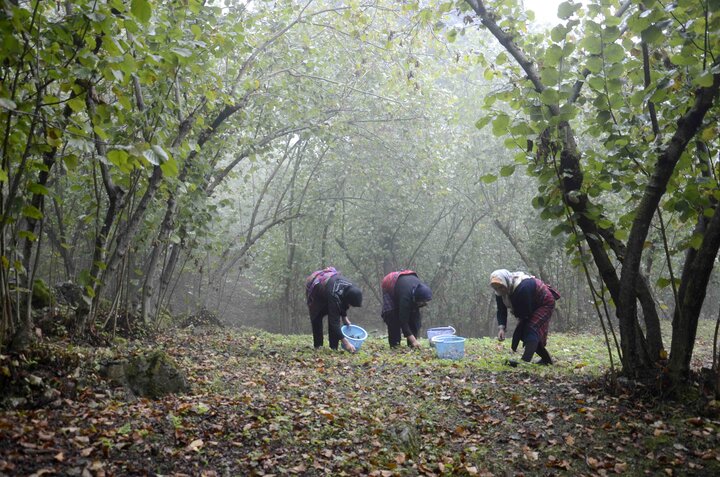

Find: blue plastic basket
<box><xmin>427</xmin><ymin>326</ymin><xmax>456</xmax><ymax>347</ymax></box>
<box><xmin>434</xmin><ymin>335</ymin><xmax>465</xmax><ymax>360</ymax></box>
<box><xmin>341</xmin><ymin>324</ymin><xmax>368</xmax><ymax>351</ymax></box>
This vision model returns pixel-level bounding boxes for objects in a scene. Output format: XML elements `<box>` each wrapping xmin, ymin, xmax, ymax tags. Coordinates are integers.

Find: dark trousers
<box><xmin>514</xmin><ymin>319</ymin><xmax>552</xmax><ymax>364</ymax></box>
<box><xmin>384</xmin><ymin>310</ymin><xmax>421</xmax><ymax>347</ymax></box>
<box><xmin>520</xmin><ymin>338</ymin><xmax>553</xmax><ymax>364</ymax></box>
<box><xmin>310</xmin><ymin>308</ymin><xmax>341</xmax><ymax>349</ymax></box>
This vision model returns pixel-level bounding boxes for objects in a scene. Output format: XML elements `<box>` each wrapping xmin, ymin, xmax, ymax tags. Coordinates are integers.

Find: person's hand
<box><xmin>342</xmin><ymin>338</ymin><xmax>356</xmax><ymax>353</ymax></box>
<box><xmin>408</xmin><ymin>335</ymin><xmax>421</xmax><ymax>348</ymax></box>
<box><xmin>497</xmin><ymin>326</ymin><xmax>506</xmax><ymax>341</ymax></box>
<box><xmin>344</xmin><ymin>318</ymin><xmax>352</xmax><ymax>327</ymax></box>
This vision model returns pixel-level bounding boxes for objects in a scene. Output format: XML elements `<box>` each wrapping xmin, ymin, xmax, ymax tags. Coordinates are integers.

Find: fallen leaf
<box><xmin>186</xmin><ymin>439</ymin><xmax>204</xmax><ymax>452</ymax></box>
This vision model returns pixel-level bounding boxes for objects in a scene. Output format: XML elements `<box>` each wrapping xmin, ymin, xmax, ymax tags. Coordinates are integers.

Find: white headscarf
<box><xmin>490</xmin><ymin>269</ymin><xmax>534</xmax><ymax>314</ymax></box>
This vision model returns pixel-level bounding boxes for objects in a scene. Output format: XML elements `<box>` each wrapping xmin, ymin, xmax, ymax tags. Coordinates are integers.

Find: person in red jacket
<box><xmin>490</xmin><ymin>269</ymin><xmax>558</xmax><ymax>365</ymax></box>
<box><xmin>381</xmin><ymin>270</ymin><xmax>432</xmax><ymax>348</ymax></box>
<box><xmin>306</xmin><ymin>267</ymin><xmax>363</xmax><ymax>352</ymax></box>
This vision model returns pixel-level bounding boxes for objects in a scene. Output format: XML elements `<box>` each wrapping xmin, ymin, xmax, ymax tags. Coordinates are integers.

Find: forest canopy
<box><xmin>1</xmin><ymin>0</ymin><xmax>719</xmax><ymax>385</ymax></box>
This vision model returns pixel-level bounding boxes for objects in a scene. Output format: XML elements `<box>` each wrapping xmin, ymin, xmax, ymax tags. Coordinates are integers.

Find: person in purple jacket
<box><xmin>381</xmin><ymin>270</ymin><xmax>432</xmax><ymax>348</ymax></box>
<box><xmin>306</xmin><ymin>267</ymin><xmax>363</xmax><ymax>352</ymax></box>
<box><xmin>490</xmin><ymin>269</ymin><xmax>558</xmax><ymax>365</ymax></box>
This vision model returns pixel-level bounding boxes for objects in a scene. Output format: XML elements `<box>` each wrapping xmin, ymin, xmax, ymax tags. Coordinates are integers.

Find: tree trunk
<box><xmin>669</xmin><ymin>198</ymin><xmax>720</xmax><ymax>379</ymax></box>
<box><xmin>464</xmin><ymin>0</ymin><xmax>671</xmax><ymax>374</ymax></box>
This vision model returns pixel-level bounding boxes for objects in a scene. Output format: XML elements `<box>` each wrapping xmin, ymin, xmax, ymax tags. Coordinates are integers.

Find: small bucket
<box><xmin>434</xmin><ymin>335</ymin><xmax>465</xmax><ymax>360</ymax></box>
<box><xmin>427</xmin><ymin>326</ymin><xmax>456</xmax><ymax>347</ymax></box>
<box><xmin>341</xmin><ymin>324</ymin><xmax>368</xmax><ymax>351</ymax></box>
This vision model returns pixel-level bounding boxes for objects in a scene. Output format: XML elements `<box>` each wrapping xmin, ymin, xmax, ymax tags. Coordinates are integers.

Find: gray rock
<box><xmin>101</xmin><ymin>352</ymin><xmax>189</xmax><ymax>399</ymax></box>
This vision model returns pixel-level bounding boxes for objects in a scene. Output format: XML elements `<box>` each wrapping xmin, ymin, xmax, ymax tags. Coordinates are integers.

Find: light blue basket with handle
<box><xmin>427</xmin><ymin>326</ymin><xmax>456</xmax><ymax>347</ymax></box>
<box><xmin>434</xmin><ymin>335</ymin><xmax>465</xmax><ymax>360</ymax></box>
<box><xmin>341</xmin><ymin>324</ymin><xmax>368</xmax><ymax>351</ymax></box>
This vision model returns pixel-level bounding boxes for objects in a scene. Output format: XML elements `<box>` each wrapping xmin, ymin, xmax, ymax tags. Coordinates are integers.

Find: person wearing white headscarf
<box><xmin>489</xmin><ymin>269</ymin><xmax>557</xmax><ymax>365</ymax></box>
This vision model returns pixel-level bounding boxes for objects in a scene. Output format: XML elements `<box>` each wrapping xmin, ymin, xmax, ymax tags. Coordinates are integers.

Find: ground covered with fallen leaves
<box><xmin>1</xmin><ymin>323</ymin><xmax>719</xmax><ymax>476</ymax></box>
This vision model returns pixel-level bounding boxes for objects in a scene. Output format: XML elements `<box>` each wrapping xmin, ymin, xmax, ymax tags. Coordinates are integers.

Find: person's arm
<box><xmin>328</xmin><ymin>294</ymin><xmax>355</xmax><ymax>352</ymax></box>
<box><xmin>398</xmin><ymin>292</ymin><xmax>414</xmax><ymax>338</ymax></box>
<box><xmin>496</xmin><ymin>295</ymin><xmax>508</xmax><ymax>340</ymax></box>
<box><xmin>337</xmin><ymin>303</ymin><xmax>351</xmax><ymax>325</ymax></box>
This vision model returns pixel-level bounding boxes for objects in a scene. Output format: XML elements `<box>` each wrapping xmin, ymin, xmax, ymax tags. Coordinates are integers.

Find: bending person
<box><xmin>306</xmin><ymin>267</ymin><xmax>363</xmax><ymax>352</ymax></box>
<box><xmin>381</xmin><ymin>270</ymin><xmax>432</xmax><ymax>348</ymax></box>
<box><xmin>490</xmin><ymin>269</ymin><xmax>558</xmax><ymax>365</ymax></box>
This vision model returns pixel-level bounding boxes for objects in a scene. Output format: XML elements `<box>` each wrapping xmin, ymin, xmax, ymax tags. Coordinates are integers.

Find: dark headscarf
<box><xmin>413</xmin><ymin>283</ymin><xmax>432</xmax><ymax>302</ymax></box>
<box><xmin>344</xmin><ymin>285</ymin><xmax>363</xmax><ymax>307</ymax></box>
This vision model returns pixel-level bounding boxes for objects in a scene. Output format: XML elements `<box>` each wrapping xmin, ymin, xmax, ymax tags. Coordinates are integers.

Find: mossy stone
<box><xmin>123</xmin><ymin>351</ymin><xmax>189</xmax><ymax>399</ymax></box>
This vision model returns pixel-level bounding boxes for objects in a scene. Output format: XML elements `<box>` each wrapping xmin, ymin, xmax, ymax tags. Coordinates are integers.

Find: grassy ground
<box><xmin>1</xmin><ymin>321</ymin><xmax>719</xmax><ymax>476</ymax></box>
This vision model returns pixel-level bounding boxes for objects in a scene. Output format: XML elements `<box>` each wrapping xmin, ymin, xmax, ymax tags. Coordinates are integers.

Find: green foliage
<box><xmin>454</xmin><ymin>0</ymin><xmax>720</xmax><ymax>298</ymax></box>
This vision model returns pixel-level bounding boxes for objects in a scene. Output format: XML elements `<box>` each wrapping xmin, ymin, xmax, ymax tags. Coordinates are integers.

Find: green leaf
<box><xmin>63</xmin><ymin>154</ymin><xmax>78</xmax><ymax>171</ymax></box>
<box><xmin>84</xmin><ymin>285</ymin><xmax>95</xmax><ymax>299</ymax></box>
<box><xmin>540</xmin><ymin>89</ymin><xmax>559</xmax><ymax>105</ymax></box>
<box><xmin>604</xmin><ymin>44</ymin><xmax>625</xmax><ymax>63</ymax></box>
<box><xmin>500</xmin><ymin>165</ymin><xmax>515</xmax><ymax>177</ymax></box>
<box><xmin>171</xmin><ymin>48</ymin><xmax>193</xmax><ymax>58</ymax></box>
<box><xmin>550</xmin><ymin>223</ymin><xmax>571</xmax><ymax>236</ymax></box>
<box><xmin>613</xmin><ymin>229</ymin><xmax>628</xmax><ymax>241</ymax></box>
<box><xmin>118</xmin><ymin>423</ymin><xmax>133</xmax><ymax>435</ymax></box>
<box><xmin>93</xmin><ymin>125</ymin><xmax>109</xmax><ymax>140</ymax></box>
<box><xmin>586</xmin><ymin>57</ymin><xmax>603</xmax><ymax>74</ymax></box>
<box><xmin>694</xmin><ymin>71</ymin><xmax>714</xmax><ymax>87</ymax></box>
<box><xmin>641</xmin><ymin>25</ymin><xmax>663</xmax><ymax>44</ymax></box>
<box><xmin>597</xmin><ymin>218</ymin><xmax>613</xmax><ymax>230</ymax></box>
<box><xmin>558</xmin><ymin>103</ymin><xmax>577</xmax><ymax>121</ymax></box>
<box><xmin>107</xmin><ymin>149</ymin><xmax>129</xmax><ymax>168</ymax></box>
<box><xmin>689</xmin><ymin>233</ymin><xmax>704</xmax><ymax>250</ymax></box>
<box><xmin>491</xmin><ymin>114</ymin><xmax>509</xmax><ymax>136</ymax></box>
<box><xmin>545</xmin><ymin>45</ymin><xmax>563</xmax><ymax>67</ymax></box>
<box><xmin>28</xmin><ymin>183</ymin><xmax>50</xmax><ymax>195</ymax></box>
<box><xmin>160</xmin><ymin>157</ymin><xmax>178</xmax><ymax>178</ymax></box>
<box><xmin>480</xmin><ymin>174</ymin><xmax>497</xmax><ymax>184</ymax></box>
<box><xmin>583</xmin><ymin>36</ymin><xmax>602</xmax><ymax>55</ymax></box>
<box><xmin>151</xmin><ymin>145</ymin><xmax>169</xmax><ymax>162</ymax></box>
<box><xmin>475</xmin><ymin>116</ymin><xmax>491</xmax><ymax>130</ymax></box>
<box><xmin>557</xmin><ymin>1</ymin><xmax>577</xmax><ymax>19</ymax></box>
<box><xmin>541</xmin><ymin>67</ymin><xmax>559</xmax><ymax>86</ymax></box>
<box><xmin>131</xmin><ymin>0</ymin><xmax>152</xmax><ymax>23</ymax></box>
<box><xmin>701</xmin><ymin>126</ymin><xmax>716</xmax><ymax>141</ymax></box>
<box><xmin>670</xmin><ymin>51</ymin><xmax>698</xmax><ymax>66</ymax></box>
<box><xmin>143</xmin><ymin>146</ymin><xmax>169</xmax><ymax>166</ymax></box>
<box><xmin>22</xmin><ymin>205</ymin><xmax>43</xmax><ymax>220</ymax></box>
<box><xmin>550</xmin><ymin>25</ymin><xmax>568</xmax><ymax>42</ymax></box>
<box><xmin>0</xmin><ymin>169</ymin><xmax>7</xmax><ymax>182</ymax></box>
<box><xmin>68</xmin><ymin>96</ymin><xmax>86</xmax><ymax>112</ymax></box>
<box><xmin>588</xmin><ymin>76</ymin><xmax>605</xmax><ymax>91</ymax></box>
<box><xmin>18</xmin><ymin>230</ymin><xmax>37</xmax><ymax>242</ymax></box>
<box><xmin>0</xmin><ymin>98</ymin><xmax>17</xmax><ymax>110</ymax></box>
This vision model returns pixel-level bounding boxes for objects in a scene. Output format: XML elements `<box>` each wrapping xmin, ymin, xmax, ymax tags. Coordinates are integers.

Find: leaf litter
<box><xmin>0</xmin><ymin>327</ymin><xmax>718</xmax><ymax>476</ymax></box>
